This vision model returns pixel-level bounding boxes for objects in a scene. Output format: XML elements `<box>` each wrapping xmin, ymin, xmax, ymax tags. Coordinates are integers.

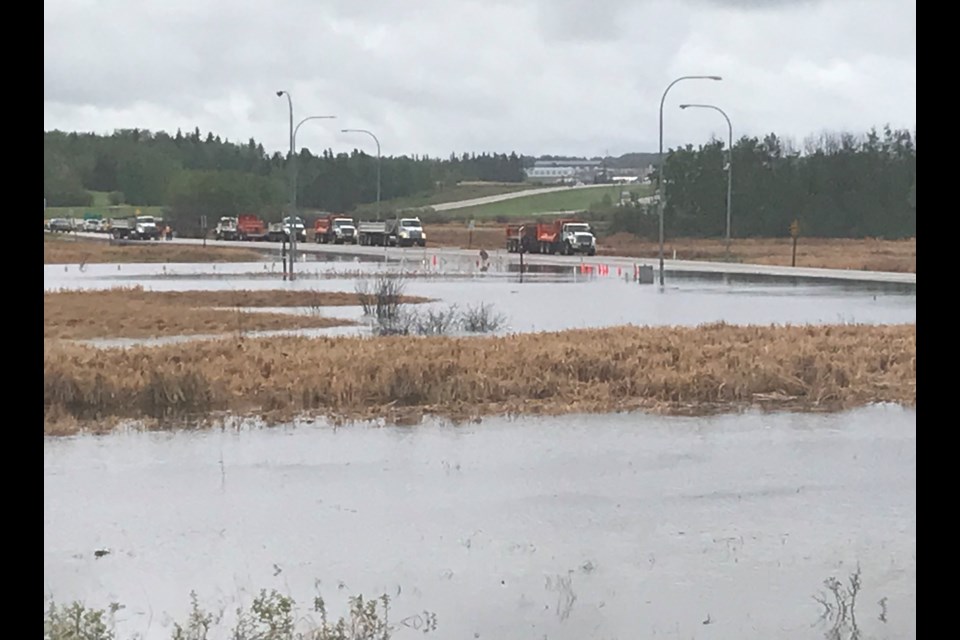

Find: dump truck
<box><xmin>505</xmin><ymin>224</ymin><xmax>539</xmax><ymax>253</ymax></box>
<box><xmin>214</xmin><ymin>216</ymin><xmax>240</xmax><ymax>241</ymax></box>
<box><xmin>314</xmin><ymin>214</ymin><xmax>358</xmax><ymax>244</ymax></box>
<box><xmin>506</xmin><ymin>218</ymin><xmax>596</xmax><ymax>255</ymax></box>
<box><xmin>267</xmin><ymin>216</ymin><xmax>306</xmax><ymax>243</ymax></box>
<box><xmin>109</xmin><ymin>215</ymin><xmax>160</xmax><ymax>240</ymax></box>
<box><xmin>237</xmin><ymin>214</ymin><xmax>269</xmax><ymax>241</ymax></box>
<box><xmin>357</xmin><ymin>216</ymin><xmax>426</xmax><ymax>247</ymax></box>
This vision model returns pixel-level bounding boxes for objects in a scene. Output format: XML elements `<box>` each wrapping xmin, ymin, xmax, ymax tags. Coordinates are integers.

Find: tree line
<box><xmin>609</xmin><ymin>126</ymin><xmax>915</xmax><ymax>239</ymax></box>
<box><xmin>43</xmin><ymin>129</ymin><xmax>527</xmax><ymax>226</ymax></box>
<box><xmin>45</xmin><ymin>125</ymin><xmax>916</xmax><ymax>239</ymax></box>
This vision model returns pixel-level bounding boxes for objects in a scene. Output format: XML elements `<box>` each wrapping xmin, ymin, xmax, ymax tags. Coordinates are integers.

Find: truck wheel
<box><xmin>588</xmin><ymin>248</ymin><xmax>596</xmax><ymax>256</ymax></box>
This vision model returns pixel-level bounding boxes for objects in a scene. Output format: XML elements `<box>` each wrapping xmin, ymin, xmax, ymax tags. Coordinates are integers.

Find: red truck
<box><xmin>314</xmin><ymin>214</ymin><xmax>358</xmax><ymax>244</ymax></box>
<box><xmin>506</xmin><ymin>218</ymin><xmax>597</xmax><ymax>255</ymax></box>
<box><xmin>235</xmin><ymin>214</ymin><xmax>269</xmax><ymax>241</ymax></box>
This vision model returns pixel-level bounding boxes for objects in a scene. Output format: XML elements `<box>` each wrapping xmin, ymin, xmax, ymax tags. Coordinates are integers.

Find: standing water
<box><xmin>44</xmin><ymin>405</ymin><xmax>916</xmax><ymax>639</ymax></box>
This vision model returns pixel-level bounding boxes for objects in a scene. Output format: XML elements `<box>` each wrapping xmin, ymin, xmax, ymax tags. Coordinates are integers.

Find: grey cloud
<box><xmin>44</xmin><ymin>0</ymin><xmax>915</xmax><ymax>157</ymax></box>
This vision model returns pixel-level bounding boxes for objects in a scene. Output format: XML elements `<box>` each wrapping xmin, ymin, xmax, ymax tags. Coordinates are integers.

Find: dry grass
<box><xmin>41</xmin><ymin>287</ymin><xmax>428</xmax><ymax>340</ymax></box>
<box><xmin>44</xmin><ymin>234</ymin><xmax>268</xmax><ymax>264</ymax></box>
<box><xmin>425</xmin><ymin>224</ymin><xmax>917</xmax><ymax>273</ymax></box>
<box><xmin>597</xmin><ymin>234</ymin><xmax>917</xmax><ymax>273</ymax></box>
<box><xmin>426</xmin><ymin>222</ymin><xmax>504</xmax><ymax>251</ymax></box>
<box><xmin>43</xmin><ymin>323</ymin><xmax>916</xmax><ymax>435</ymax></box>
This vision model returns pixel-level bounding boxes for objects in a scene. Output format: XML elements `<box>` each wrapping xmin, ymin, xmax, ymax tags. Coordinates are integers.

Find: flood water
<box><xmin>45</xmin><ymin>256</ymin><xmax>916</xmax><ymax>342</ymax></box>
<box><xmin>44</xmin><ymin>405</ymin><xmax>916</xmax><ymax>640</ymax></box>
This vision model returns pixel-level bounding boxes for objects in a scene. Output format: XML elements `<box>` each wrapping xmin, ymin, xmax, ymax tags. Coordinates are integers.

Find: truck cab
<box><xmin>280</xmin><ymin>216</ymin><xmax>306</xmax><ymax>243</ymax></box>
<box><xmin>215</xmin><ymin>217</ymin><xmax>239</xmax><ymax>241</ymax></box>
<box><xmin>315</xmin><ymin>215</ymin><xmax>358</xmax><ymax>244</ymax></box>
<box><xmin>395</xmin><ymin>217</ymin><xmax>426</xmax><ymax>247</ymax></box>
<box><xmin>331</xmin><ymin>217</ymin><xmax>357</xmax><ymax>243</ymax></box>
<box><xmin>560</xmin><ymin>222</ymin><xmax>596</xmax><ymax>255</ymax></box>
<box><xmin>134</xmin><ymin>216</ymin><xmax>159</xmax><ymax>240</ymax></box>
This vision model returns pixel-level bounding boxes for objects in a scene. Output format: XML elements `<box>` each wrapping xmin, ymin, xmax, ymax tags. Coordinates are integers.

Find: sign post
<box><xmin>201</xmin><ymin>215</ymin><xmax>208</xmax><ymax>248</ymax></box>
<box><xmin>789</xmin><ymin>219</ymin><xmax>800</xmax><ymax>267</ymax></box>
<box><xmin>468</xmin><ymin>219</ymin><xmax>475</xmax><ymax>249</ymax></box>
<box><xmin>518</xmin><ymin>225</ymin><xmax>525</xmax><ymax>283</ymax></box>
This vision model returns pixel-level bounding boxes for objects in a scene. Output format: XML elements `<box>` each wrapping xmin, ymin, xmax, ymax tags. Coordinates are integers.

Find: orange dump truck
<box><xmin>506</xmin><ymin>218</ymin><xmax>596</xmax><ymax>255</ymax></box>
<box><xmin>314</xmin><ymin>214</ymin><xmax>358</xmax><ymax>244</ymax></box>
<box><xmin>237</xmin><ymin>214</ymin><xmax>269</xmax><ymax>241</ymax></box>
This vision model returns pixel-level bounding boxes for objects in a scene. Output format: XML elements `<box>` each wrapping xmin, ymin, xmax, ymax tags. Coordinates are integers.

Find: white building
<box><xmin>524</xmin><ymin>159</ymin><xmax>604</xmax><ymax>183</ymax></box>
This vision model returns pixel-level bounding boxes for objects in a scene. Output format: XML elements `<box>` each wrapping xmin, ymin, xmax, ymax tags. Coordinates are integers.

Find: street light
<box><xmin>276</xmin><ymin>89</ymin><xmax>336</xmax><ymax>280</ymax></box>
<box><xmin>679</xmin><ymin>103</ymin><xmax>733</xmax><ymax>254</ymax></box>
<box><xmin>341</xmin><ymin>128</ymin><xmax>381</xmax><ymax>221</ymax></box>
<box><xmin>657</xmin><ymin>75</ymin><xmax>722</xmax><ymax>286</ymax></box>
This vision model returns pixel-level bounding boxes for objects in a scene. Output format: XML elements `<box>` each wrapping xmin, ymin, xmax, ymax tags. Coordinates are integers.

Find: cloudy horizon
<box><xmin>44</xmin><ymin>0</ymin><xmax>915</xmax><ymax>158</ymax></box>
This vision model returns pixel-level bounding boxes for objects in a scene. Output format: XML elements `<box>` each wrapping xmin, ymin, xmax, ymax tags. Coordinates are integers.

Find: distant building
<box><xmin>525</xmin><ymin>159</ymin><xmax>604</xmax><ymax>183</ymax></box>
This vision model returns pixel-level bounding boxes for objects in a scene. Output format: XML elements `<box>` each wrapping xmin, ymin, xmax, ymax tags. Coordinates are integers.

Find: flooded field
<box><xmin>44</xmin><ymin>254</ymin><xmax>916</xmax><ymax>342</ymax></box>
<box><xmin>44</xmin><ymin>404</ymin><xmax>916</xmax><ymax>640</ymax></box>
<box><xmin>44</xmin><ymin>252</ymin><xmax>917</xmax><ymax>638</ymax></box>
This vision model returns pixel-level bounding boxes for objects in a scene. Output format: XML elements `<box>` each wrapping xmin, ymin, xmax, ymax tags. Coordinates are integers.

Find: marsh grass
<box><xmin>43</xmin><ymin>287</ymin><xmax>378</xmax><ymax>340</ymax></box>
<box><xmin>43</xmin><ymin>287</ymin><xmax>431</xmax><ymax>340</ymax></box>
<box><xmin>44</xmin><ymin>322</ymin><xmax>916</xmax><ymax>434</ymax></box>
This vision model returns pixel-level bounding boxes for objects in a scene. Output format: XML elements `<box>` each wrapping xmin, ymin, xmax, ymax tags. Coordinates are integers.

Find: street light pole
<box><xmin>679</xmin><ymin>103</ymin><xmax>733</xmax><ymax>254</ymax></box>
<box><xmin>276</xmin><ymin>90</ymin><xmax>336</xmax><ymax>280</ymax></box>
<box><xmin>341</xmin><ymin>128</ymin><xmax>381</xmax><ymax>221</ymax></box>
<box><xmin>657</xmin><ymin>75</ymin><xmax>722</xmax><ymax>287</ymax></box>
<box><xmin>277</xmin><ymin>91</ymin><xmax>294</xmax><ymax>279</ymax></box>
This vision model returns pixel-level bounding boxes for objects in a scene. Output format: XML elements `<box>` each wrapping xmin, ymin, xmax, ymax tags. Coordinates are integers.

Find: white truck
<box><xmin>267</xmin><ymin>216</ymin><xmax>307</xmax><ymax>243</ymax></box>
<box><xmin>109</xmin><ymin>215</ymin><xmax>160</xmax><ymax>240</ymax></box>
<box><xmin>357</xmin><ymin>216</ymin><xmax>426</xmax><ymax>247</ymax></box>
<box><xmin>214</xmin><ymin>216</ymin><xmax>240</xmax><ymax>241</ymax></box>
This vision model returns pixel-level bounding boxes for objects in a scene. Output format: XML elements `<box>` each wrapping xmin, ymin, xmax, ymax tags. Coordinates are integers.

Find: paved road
<box><xmin>428</xmin><ymin>183</ymin><xmax>618</xmax><ymax>212</ymax></box>
<box><xmin>61</xmin><ymin>232</ymin><xmax>916</xmax><ymax>285</ymax></box>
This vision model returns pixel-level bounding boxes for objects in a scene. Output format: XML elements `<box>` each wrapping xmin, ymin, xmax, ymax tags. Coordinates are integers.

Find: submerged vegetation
<box><xmin>43</xmin><ymin>322</ymin><xmax>916</xmax><ymax>435</ymax></box>
<box><xmin>355</xmin><ymin>274</ymin><xmax>506</xmax><ymax>336</ymax></box>
<box><xmin>45</xmin><ymin>586</ymin><xmax>435</xmax><ymax>640</ymax></box>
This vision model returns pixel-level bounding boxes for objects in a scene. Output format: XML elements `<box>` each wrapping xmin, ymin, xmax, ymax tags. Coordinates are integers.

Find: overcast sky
<box><xmin>44</xmin><ymin>0</ymin><xmax>915</xmax><ymax>159</ymax></box>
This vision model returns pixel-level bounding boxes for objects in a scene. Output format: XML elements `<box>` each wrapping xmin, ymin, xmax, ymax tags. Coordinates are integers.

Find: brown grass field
<box><xmin>44</xmin><ymin>234</ymin><xmax>268</xmax><ymax>264</ymax></box>
<box><xmin>44</xmin><ymin>323</ymin><xmax>916</xmax><ymax>435</ymax></box>
<box><xmin>426</xmin><ymin>224</ymin><xmax>917</xmax><ymax>273</ymax></box>
<box><xmin>43</xmin><ymin>287</ymin><xmax>429</xmax><ymax>340</ymax></box>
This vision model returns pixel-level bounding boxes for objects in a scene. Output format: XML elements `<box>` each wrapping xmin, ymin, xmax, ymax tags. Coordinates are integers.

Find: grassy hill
<box><xmin>439</xmin><ymin>183</ymin><xmax>653</xmax><ymax>219</ymax></box>
<box><xmin>44</xmin><ymin>191</ymin><xmax>165</xmax><ymax>219</ymax></box>
<box><xmin>351</xmin><ymin>182</ymin><xmax>543</xmax><ymax>214</ymax></box>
